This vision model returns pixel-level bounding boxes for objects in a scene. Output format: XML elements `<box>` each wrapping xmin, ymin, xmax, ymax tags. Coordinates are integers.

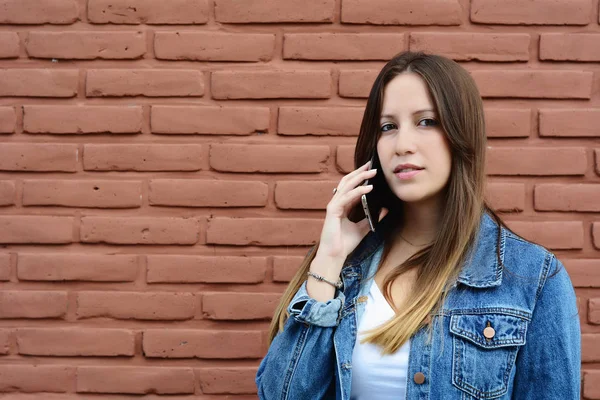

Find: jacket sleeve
<box><xmin>255</xmin><ymin>280</ymin><xmax>345</xmax><ymax>399</ymax></box>
<box><xmin>512</xmin><ymin>255</ymin><xmax>581</xmax><ymax>399</ymax></box>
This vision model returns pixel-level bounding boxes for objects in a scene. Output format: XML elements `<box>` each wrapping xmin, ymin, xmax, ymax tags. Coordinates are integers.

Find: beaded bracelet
<box><xmin>307</xmin><ymin>271</ymin><xmax>343</xmax><ymax>289</ymax></box>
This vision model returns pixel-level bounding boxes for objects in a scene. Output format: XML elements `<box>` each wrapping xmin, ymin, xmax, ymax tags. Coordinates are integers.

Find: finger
<box><xmin>337</xmin><ymin>168</ymin><xmax>377</xmax><ymax>196</ymax></box>
<box><xmin>328</xmin><ymin>183</ymin><xmax>372</xmax><ymax>214</ymax></box>
<box><xmin>337</xmin><ymin>160</ymin><xmax>373</xmax><ymax>190</ymax></box>
<box><xmin>336</xmin><ymin>184</ymin><xmax>373</xmax><ymax>209</ymax></box>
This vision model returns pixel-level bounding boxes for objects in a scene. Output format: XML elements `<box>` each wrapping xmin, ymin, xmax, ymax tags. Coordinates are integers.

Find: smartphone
<box><xmin>361</xmin><ymin>154</ymin><xmax>376</xmax><ymax>232</ymax></box>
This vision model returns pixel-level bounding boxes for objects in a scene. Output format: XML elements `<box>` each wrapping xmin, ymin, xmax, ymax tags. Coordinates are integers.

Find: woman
<box><xmin>255</xmin><ymin>51</ymin><xmax>581</xmax><ymax>399</ymax></box>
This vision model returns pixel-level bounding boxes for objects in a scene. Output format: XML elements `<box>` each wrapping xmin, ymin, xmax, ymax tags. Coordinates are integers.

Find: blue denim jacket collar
<box><xmin>342</xmin><ymin>211</ymin><xmax>505</xmax><ymax>289</ymax></box>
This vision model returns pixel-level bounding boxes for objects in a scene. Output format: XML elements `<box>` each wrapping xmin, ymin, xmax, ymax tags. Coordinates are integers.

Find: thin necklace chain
<box><xmin>398</xmin><ymin>232</ymin><xmax>433</xmax><ymax>247</ymax></box>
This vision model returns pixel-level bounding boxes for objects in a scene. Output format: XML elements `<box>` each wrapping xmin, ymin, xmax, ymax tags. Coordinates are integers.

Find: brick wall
<box><xmin>0</xmin><ymin>0</ymin><xmax>598</xmax><ymax>398</ymax></box>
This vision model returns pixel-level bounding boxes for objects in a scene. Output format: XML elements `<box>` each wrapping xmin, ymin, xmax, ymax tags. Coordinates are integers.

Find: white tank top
<box><xmin>350</xmin><ymin>281</ymin><xmax>411</xmax><ymax>399</ymax></box>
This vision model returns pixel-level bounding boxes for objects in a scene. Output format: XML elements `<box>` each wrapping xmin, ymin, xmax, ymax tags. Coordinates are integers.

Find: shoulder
<box><xmin>503</xmin><ymin>228</ymin><xmax>559</xmax><ymax>267</ymax></box>
<box><xmin>502</xmin><ymin>227</ymin><xmax>572</xmax><ymax>303</ymax></box>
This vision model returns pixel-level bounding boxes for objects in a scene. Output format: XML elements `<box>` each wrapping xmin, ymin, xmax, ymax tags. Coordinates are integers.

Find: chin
<box><xmin>391</xmin><ymin>186</ymin><xmax>443</xmax><ymax>205</ymax></box>
<box><xmin>393</xmin><ymin>190</ymin><xmax>430</xmax><ymax>203</ymax></box>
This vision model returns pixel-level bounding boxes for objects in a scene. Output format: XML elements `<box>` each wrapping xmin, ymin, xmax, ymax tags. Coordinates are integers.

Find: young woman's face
<box><xmin>376</xmin><ymin>72</ymin><xmax>452</xmax><ymax>205</ymax></box>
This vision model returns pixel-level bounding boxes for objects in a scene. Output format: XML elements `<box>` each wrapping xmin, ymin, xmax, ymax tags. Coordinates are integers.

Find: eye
<box><xmin>380</xmin><ymin>123</ymin><xmax>397</xmax><ymax>132</ymax></box>
<box><xmin>419</xmin><ymin>118</ymin><xmax>438</xmax><ymax>126</ymax></box>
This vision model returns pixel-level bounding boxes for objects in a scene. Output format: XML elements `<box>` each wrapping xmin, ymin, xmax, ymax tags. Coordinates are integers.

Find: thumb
<box><xmin>378</xmin><ymin>207</ymin><xmax>389</xmax><ymax>222</ymax></box>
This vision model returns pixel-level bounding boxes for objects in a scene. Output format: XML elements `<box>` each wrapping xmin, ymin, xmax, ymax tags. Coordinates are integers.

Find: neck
<box><xmin>398</xmin><ymin>197</ymin><xmax>442</xmax><ymax>246</ymax></box>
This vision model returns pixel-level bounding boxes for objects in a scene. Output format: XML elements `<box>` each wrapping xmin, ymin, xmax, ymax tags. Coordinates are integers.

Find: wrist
<box><xmin>307</xmin><ymin>270</ymin><xmax>343</xmax><ymax>289</ymax></box>
<box><xmin>313</xmin><ymin>250</ymin><xmax>346</xmax><ymax>267</ymax></box>
<box><xmin>310</xmin><ymin>253</ymin><xmax>345</xmax><ymax>281</ymax></box>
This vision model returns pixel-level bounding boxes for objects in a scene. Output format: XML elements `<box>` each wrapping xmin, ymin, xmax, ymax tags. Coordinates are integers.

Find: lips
<box><xmin>395</xmin><ymin>168</ymin><xmax>423</xmax><ymax>180</ymax></box>
<box><xmin>393</xmin><ymin>163</ymin><xmax>424</xmax><ymax>173</ymax></box>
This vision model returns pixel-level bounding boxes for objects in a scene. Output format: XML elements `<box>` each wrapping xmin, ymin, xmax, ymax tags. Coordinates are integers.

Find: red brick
<box><xmin>278</xmin><ymin>106</ymin><xmax>363</xmax><ymax>136</ymax></box>
<box><xmin>143</xmin><ymin>329</ymin><xmax>263</xmax><ymax>358</ymax></box>
<box><xmin>564</xmin><ymin>259</ymin><xmax>600</xmax><ymax>288</ymax></box>
<box><xmin>0</xmin><ymin>216</ymin><xmax>73</xmax><ymax>244</ymax></box>
<box><xmin>149</xmin><ymin>179</ymin><xmax>267</xmax><ymax>207</ymax></box>
<box><xmin>472</xmin><ymin>70</ymin><xmax>593</xmax><ymax>99</ymax></box>
<box><xmin>0</xmin><ymin>181</ymin><xmax>16</xmax><ymax>206</ymax></box>
<box><xmin>17</xmin><ymin>328</ymin><xmax>134</xmax><ymax>356</ymax></box>
<box><xmin>88</xmin><ymin>0</ymin><xmax>208</xmax><ymax>24</ymax></box>
<box><xmin>0</xmin><ymin>143</ymin><xmax>77</xmax><ymax>172</ymax></box>
<box><xmin>147</xmin><ymin>255</ymin><xmax>266</xmax><ymax>284</ymax></box>
<box><xmin>0</xmin><ymin>291</ymin><xmax>67</xmax><ymax>318</ymax></box>
<box><xmin>197</xmin><ymin>367</ymin><xmax>258</xmax><ymax>394</ymax></box>
<box><xmin>471</xmin><ymin>0</ymin><xmax>591</xmax><ymax>25</ymax></box>
<box><xmin>582</xmin><ymin>333</ymin><xmax>600</xmax><ymax>361</ymax></box>
<box><xmin>273</xmin><ymin>256</ymin><xmax>305</xmax><ymax>282</ymax></box>
<box><xmin>211</xmin><ymin>70</ymin><xmax>331</xmax><ymax>99</ymax></box>
<box><xmin>589</xmin><ymin>299</ymin><xmax>600</xmax><ymax>324</ymax></box>
<box><xmin>77</xmin><ymin>291</ymin><xmax>196</xmax><ymax>320</ymax></box>
<box><xmin>540</xmin><ymin>33</ymin><xmax>600</xmax><ymax>61</ymax></box>
<box><xmin>486</xmin><ymin>147</ymin><xmax>587</xmax><ymax>176</ymax></box>
<box><xmin>77</xmin><ymin>366</ymin><xmax>194</xmax><ymax>394</ymax></box>
<box><xmin>0</xmin><ymin>106</ymin><xmax>16</xmax><ymax>133</ymax></box>
<box><xmin>83</xmin><ymin>144</ymin><xmax>203</xmax><ymax>171</ymax></box>
<box><xmin>583</xmin><ymin>370</ymin><xmax>600</xmax><ymax>399</ymax></box>
<box><xmin>87</xmin><ymin>69</ymin><xmax>204</xmax><ymax>97</ymax></box>
<box><xmin>284</xmin><ymin>33</ymin><xmax>406</xmax><ymax>60</ymax></box>
<box><xmin>484</xmin><ymin>108</ymin><xmax>531</xmax><ymax>138</ymax></box>
<box><xmin>151</xmin><ymin>105</ymin><xmax>270</xmax><ymax>135</ymax></box>
<box><xmin>539</xmin><ymin>109</ymin><xmax>600</xmax><ymax>137</ymax></box>
<box><xmin>342</xmin><ymin>0</ymin><xmax>461</xmax><ymax>25</ymax></box>
<box><xmin>210</xmin><ymin>144</ymin><xmax>329</xmax><ymax>173</ymax></box>
<box><xmin>410</xmin><ymin>33</ymin><xmax>530</xmax><ymax>62</ymax></box>
<box><xmin>202</xmin><ymin>292</ymin><xmax>280</xmax><ymax>320</ymax></box>
<box><xmin>534</xmin><ymin>184</ymin><xmax>600</xmax><ymax>212</ymax></box>
<box><xmin>215</xmin><ymin>0</ymin><xmax>334</xmax><ymax>23</ymax></box>
<box><xmin>26</xmin><ymin>31</ymin><xmax>145</xmax><ymax>59</ymax></box>
<box><xmin>594</xmin><ymin>223</ymin><xmax>600</xmax><ymax>250</ymax></box>
<box><xmin>0</xmin><ymin>32</ymin><xmax>19</xmax><ymax>58</ymax></box>
<box><xmin>0</xmin><ymin>329</ymin><xmax>9</xmax><ymax>354</ymax></box>
<box><xmin>155</xmin><ymin>32</ymin><xmax>275</xmax><ymax>62</ymax></box>
<box><xmin>0</xmin><ymin>0</ymin><xmax>79</xmax><ymax>24</ymax></box>
<box><xmin>23</xmin><ymin>105</ymin><xmax>142</xmax><ymax>134</ymax></box>
<box><xmin>207</xmin><ymin>217</ymin><xmax>322</xmax><ymax>246</ymax></box>
<box><xmin>0</xmin><ymin>365</ymin><xmax>74</xmax><ymax>392</ymax></box>
<box><xmin>17</xmin><ymin>253</ymin><xmax>138</xmax><ymax>282</ymax></box>
<box><xmin>339</xmin><ymin>69</ymin><xmax>379</xmax><ymax>98</ymax></box>
<box><xmin>336</xmin><ymin>145</ymin><xmax>355</xmax><ymax>173</ymax></box>
<box><xmin>596</xmin><ymin>149</ymin><xmax>600</xmax><ymax>176</ymax></box>
<box><xmin>484</xmin><ymin>182</ymin><xmax>526</xmax><ymax>212</ymax></box>
<box><xmin>0</xmin><ymin>253</ymin><xmax>10</xmax><ymax>281</ymax></box>
<box><xmin>80</xmin><ymin>216</ymin><xmax>199</xmax><ymax>245</ymax></box>
<box><xmin>23</xmin><ymin>179</ymin><xmax>142</xmax><ymax>208</ymax></box>
<box><xmin>0</xmin><ymin>395</ymin><xmax>83</xmax><ymax>400</ymax></box>
<box><xmin>275</xmin><ymin>180</ymin><xmax>337</xmax><ymax>210</ymax></box>
<box><xmin>0</xmin><ymin>69</ymin><xmax>78</xmax><ymax>97</ymax></box>
<box><xmin>505</xmin><ymin>220</ymin><xmax>584</xmax><ymax>250</ymax></box>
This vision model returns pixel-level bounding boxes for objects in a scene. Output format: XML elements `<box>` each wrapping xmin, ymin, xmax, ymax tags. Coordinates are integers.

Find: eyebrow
<box><xmin>380</xmin><ymin>109</ymin><xmax>436</xmax><ymax>119</ymax></box>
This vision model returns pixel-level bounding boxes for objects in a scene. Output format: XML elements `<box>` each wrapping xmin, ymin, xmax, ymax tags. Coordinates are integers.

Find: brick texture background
<box><xmin>0</xmin><ymin>0</ymin><xmax>599</xmax><ymax>398</ymax></box>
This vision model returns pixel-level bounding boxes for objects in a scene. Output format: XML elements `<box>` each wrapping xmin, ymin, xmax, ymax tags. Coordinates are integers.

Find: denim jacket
<box><xmin>256</xmin><ymin>212</ymin><xmax>581</xmax><ymax>399</ymax></box>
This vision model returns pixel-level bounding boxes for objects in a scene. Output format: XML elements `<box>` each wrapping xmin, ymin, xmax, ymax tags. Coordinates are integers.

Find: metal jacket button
<box><xmin>483</xmin><ymin>321</ymin><xmax>495</xmax><ymax>340</ymax></box>
<box><xmin>413</xmin><ymin>372</ymin><xmax>426</xmax><ymax>384</ymax></box>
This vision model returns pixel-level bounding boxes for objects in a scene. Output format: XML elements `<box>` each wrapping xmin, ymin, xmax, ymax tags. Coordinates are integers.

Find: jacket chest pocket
<box><xmin>450</xmin><ymin>312</ymin><xmax>529</xmax><ymax>399</ymax></box>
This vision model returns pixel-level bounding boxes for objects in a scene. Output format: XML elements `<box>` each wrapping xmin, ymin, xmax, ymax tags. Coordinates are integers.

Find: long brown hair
<box><xmin>268</xmin><ymin>51</ymin><xmax>511</xmax><ymax>354</ymax></box>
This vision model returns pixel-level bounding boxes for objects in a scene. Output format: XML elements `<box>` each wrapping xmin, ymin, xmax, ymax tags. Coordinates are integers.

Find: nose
<box><xmin>394</xmin><ymin>124</ymin><xmax>417</xmax><ymax>155</ymax></box>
